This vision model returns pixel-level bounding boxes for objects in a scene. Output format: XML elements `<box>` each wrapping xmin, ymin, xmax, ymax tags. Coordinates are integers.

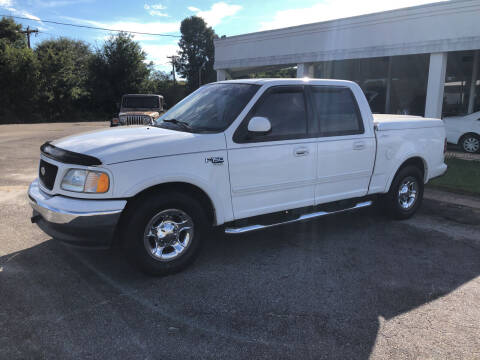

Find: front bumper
<box><xmin>28</xmin><ymin>179</ymin><xmax>127</xmax><ymax>246</ymax></box>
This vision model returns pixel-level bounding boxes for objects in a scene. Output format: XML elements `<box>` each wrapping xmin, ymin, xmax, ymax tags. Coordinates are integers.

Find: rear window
<box><xmin>311</xmin><ymin>87</ymin><xmax>364</xmax><ymax>136</ymax></box>
<box><xmin>122</xmin><ymin>96</ymin><xmax>159</xmax><ymax>109</ymax></box>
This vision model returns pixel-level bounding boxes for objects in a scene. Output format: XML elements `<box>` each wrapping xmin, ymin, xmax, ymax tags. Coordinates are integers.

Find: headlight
<box><xmin>61</xmin><ymin>169</ymin><xmax>110</xmax><ymax>193</ymax></box>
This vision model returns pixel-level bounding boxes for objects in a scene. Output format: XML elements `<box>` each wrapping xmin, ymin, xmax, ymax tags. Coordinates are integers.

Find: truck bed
<box><xmin>368</xmin><ymin>113</ymin><xmax>446</xmax><ymax>195</ymax></box>
<box><xmin>373</xmin><ymin>114</ymin><xmax>444</xmax><ymax>131</ymax></box>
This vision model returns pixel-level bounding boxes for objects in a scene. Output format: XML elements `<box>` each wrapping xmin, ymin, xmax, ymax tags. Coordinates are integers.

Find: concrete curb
<box><xmin>424</xmin><ymin>188</ymin><xmax>480</xmax><ymax>210</ymax></box>
<box><xmin>445</xmin><ymin>151</ymin><xmax>480</xmax><ymax>162</ymax></box>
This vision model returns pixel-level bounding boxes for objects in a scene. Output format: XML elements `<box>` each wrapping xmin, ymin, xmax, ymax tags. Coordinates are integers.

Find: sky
<box><xmin>0</xmin><ymin>0</ymin><xmax>447</xmax><ymax>73</ymax></box>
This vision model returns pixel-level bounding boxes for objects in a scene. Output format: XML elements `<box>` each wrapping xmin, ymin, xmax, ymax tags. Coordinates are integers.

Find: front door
<box><xmin>227</xmin><ymin>86</ymin><xmax>317</xmax><ymax>220</ymax></box>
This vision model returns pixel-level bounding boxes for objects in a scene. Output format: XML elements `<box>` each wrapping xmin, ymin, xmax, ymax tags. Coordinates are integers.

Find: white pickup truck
<box><xmin>29</xmin><ymin>79</ymin><xmax>447</xmax><ymax>275</ymax></box>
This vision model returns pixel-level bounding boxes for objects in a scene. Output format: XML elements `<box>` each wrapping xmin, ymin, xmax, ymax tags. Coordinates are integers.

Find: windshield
<box><xmin>122</xmin><ymin>96</ymin><xmax>159</xmax><ymax>109</ymax></box>
<box><xmin>155</xmin><ymin>83</ymin><xmax>260</xmax><ymax>132</ymax></box>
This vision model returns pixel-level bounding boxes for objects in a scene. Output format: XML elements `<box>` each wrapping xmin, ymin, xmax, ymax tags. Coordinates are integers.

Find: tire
<box><xmin>385</xmin><ymin>165</ymin><xmax>424</xmax><ymax>220</ymax></box>
<box><xmin>460</xmin><ymin>134</ymin><xmax>480</xmax><ymax>154</ymax></box>
<box><xmin>122</xmin><ymin>192</ymin><xmax>208</xmax><ymax>275</ymax></box>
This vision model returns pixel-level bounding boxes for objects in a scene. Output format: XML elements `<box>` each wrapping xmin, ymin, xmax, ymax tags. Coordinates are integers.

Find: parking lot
<box><xmin>1</xmin><ymin>122</ymin><xmax>479</xmax><ymax>359</ymax></box>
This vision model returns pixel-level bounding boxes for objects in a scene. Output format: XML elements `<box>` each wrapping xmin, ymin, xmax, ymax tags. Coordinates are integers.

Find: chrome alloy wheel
<box><xmin>398</xmin><ymin>176</ymin><xmax>418</xmax><ymax>210</ymax></box>
<box><xmin>462</xmin><ymin>136</ymin><xmax>480</xmax><ymax>153</ymax></box>
<box><xmin>143</xmin><ymin>209</ymin><xmax>194</xmax><ymax>261</ymax></box>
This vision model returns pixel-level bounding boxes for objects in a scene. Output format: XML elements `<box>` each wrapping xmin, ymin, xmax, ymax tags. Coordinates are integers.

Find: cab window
<box><xmin>310</xmin><ymin>86</ymin><xmax>364</xmax><ymax>137</ymax></box>
<box><xmin>235</xmin><ymin>86</ymin><xmax>308</xmax><ymax>142</ymax></box>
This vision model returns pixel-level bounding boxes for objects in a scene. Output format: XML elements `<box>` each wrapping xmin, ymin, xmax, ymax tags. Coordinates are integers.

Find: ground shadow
<box><xmin>1</xmin><ymin>201</ymin><xmax>479</xmax><ymax>359</ymax></box>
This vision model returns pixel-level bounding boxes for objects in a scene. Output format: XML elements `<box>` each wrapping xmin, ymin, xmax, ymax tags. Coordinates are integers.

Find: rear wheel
<box><xmin>460</xmin><ymin>134</ymin><xmax>480</xmax><ymax>153</ymax></box>
<box><xmin>385</xmin><ymin>165</ymin><xmax>424</xmax><ymax>220</ymax></box>
<box><xmin>122</xmin><ymin>192</ymin><xmax>208</xmax><ymax>275</ymax></box>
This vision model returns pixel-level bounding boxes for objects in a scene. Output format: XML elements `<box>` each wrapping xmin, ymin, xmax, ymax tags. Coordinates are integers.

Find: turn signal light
<box><xmin>84</xmin><ymin>171</ymin><xmax>109</xmax><ymax>193</ymax></box>
<box><xmin>96</xmin><ymin>173</ymin><xmax>110</xmax><ymax>193</ymax></box>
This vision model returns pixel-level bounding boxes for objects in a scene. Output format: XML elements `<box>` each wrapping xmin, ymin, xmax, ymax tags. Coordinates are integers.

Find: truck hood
<box><xmin>51</xmin><ymin>126</ymin><xmax>227</xmax><ymax>164</ymax></box>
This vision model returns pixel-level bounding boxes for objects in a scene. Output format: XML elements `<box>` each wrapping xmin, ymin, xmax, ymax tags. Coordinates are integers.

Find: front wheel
<box><xmin>460</xmin><ymin>134</ymin><xmax>480</xmax><ymax>153</ymax></box>
<box><xmin>122</xmin><ymin>192</ymin><xmax>208</xmax><ymax>275</ymax></box>
<box><xmin>385</xmin><ymin>166</ymin><xmax>424</xmax><ymax>220</ymax></box>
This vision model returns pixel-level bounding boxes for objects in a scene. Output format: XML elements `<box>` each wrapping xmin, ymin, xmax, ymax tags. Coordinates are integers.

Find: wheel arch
<box><xmin>387</xmin><ymin>156</ymin><xmax>427</xmax><ymax>193</ymax></box>
<box><xmin>122</xmin><ymin>181</ymin><xmax>217</xmax><ymax>226</ymax></box>
<box><xmin>458</xmin><ymin>132</ymin><xmax>480</xmax><ymax>144</ymax></box>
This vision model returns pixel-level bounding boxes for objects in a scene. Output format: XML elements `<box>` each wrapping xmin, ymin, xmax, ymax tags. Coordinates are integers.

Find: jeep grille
<box><xmin>121</xmin><ymin>115</ymin><xmax>151</xmax><ymax>126</ymax></box>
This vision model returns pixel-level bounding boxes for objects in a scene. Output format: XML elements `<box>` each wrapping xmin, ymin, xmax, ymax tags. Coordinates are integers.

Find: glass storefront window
<box><xmin>232</xmin><ymin>66</ymin><xmax>297</xmax><ymax>79</ymax></box>
<box><xmin>353</xmin><ymin>57</ymin><xmax>390</xmax><ymax>114</ymax></box>
<box><xmin>442</xmin><ymin>50</ymin><xmax>480</xmax><ymax>117</ymax></box>
<box><xmin>389</xmin><ymin>55</ymin><xmax>429</xmax><ymax>116</ymax></box>
<box><xmin>314</xmin><ymin>57</ymin><xmax>390</xmax><ymax>113</ymax></box>
<box><xmin>313</xmin><ymin>54</ymin><xmax>428</xmax><ymax>116</ymax></box>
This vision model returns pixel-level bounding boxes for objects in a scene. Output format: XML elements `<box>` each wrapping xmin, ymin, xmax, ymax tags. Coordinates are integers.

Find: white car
<box><xmin>443</xmin><ymin>111</ymin><xmax>480</xmax><ymax>153</ymax></box>
<box><xmin>28</xmin><ymin>79</ymin><xmax>447</xmax><ymax>275</ymax></box>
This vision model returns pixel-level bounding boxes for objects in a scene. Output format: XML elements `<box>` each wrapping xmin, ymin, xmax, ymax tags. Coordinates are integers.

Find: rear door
<box><xmin>308</xmin><ymin>86</ymin><xmax>376</xmax><ymax>204</ymax></box>
<box><xmin>226</xmin><ymin>85</ymin><xmax>317</xmax><ymax>220</ymax></box>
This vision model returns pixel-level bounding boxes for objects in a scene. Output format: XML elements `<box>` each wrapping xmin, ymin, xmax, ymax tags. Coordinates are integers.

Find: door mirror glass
<box><xmin>248</xmin><ymin>116</ymin><xmax>271</xmax><ymax>133</ymax></box>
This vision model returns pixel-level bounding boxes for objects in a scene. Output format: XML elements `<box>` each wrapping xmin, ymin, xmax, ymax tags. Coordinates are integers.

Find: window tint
<box><xmin>248</xmin><ymin>86</ymin><xmax>307</xmax><ymax>140</ymax></box>
<box><xmin>311</xmin><ymin>87</ymin><xmax>364</xmax><ymax>136</ymax></box>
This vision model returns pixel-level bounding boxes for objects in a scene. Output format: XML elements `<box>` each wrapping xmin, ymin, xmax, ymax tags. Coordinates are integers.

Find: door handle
<box><xmin>353</xmin><ymin>141</ymin><xmax>366</xmax><ymax>150</ymax></box>
<box><xmin>294</xmin><ymin>147</ymin><xmax>309</xmax><ymax>156</ymax></box>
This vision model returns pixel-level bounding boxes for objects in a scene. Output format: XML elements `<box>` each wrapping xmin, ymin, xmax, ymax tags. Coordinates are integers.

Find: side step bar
<box><xmin>224</xmin><ymin>200</ymin><xmax>373</xmax><ymax>234</ymax></box>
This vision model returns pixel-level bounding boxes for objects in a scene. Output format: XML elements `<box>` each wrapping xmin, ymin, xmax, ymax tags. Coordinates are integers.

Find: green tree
<box><xmin>143</xmin><ymin>70</ymin><xmax>186</xmax><ymax>108</ymax></box>
<box><xmin>0</xmin><ymin>40</ymin><xmax>40</xmax><ymax>123</ymax></box>
<box><xmin>0</xmin><ymin>17</ymin><xmax>26</xmax><ymax>48</ymax></box>
<box><xmin>35</xmin><ymin>38</ymin><xmax>93</xmax><ymax>121</ymax></box>
<box><xmin>89</xmin><ymin>32</ymin><xmax>151</xmax><ymax>113</ymax></box>
<box><xmin>0</xmin><ymin>17</ymin><xmax>39</xmax><ymax>123</ymax></box>
<box><xmin>177</xmin><ymin>16</ymin><xmax>217</xmax><ymax>92</ymax></box>
<box><xmin>141</xmin><ymin>69</ymin><xmax>171</xmax><ymax>94</ymax></box>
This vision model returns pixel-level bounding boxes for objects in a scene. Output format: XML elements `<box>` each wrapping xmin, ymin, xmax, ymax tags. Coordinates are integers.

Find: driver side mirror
<box><xmin>247</xmin><ymin>116</ymin><xmax>271</xmax><ymax>133</ymax></box>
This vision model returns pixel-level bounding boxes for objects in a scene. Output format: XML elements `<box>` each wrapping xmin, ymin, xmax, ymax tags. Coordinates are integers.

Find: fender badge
<box><xmin>205</xmin><ymin>157</ymin><xmax>224</xmax><ymax>165</ymax></box>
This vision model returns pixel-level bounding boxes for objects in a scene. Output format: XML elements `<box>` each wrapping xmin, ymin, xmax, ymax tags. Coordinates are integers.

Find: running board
<box><xmin>224</xmin><ymin>200</ymin><xmax>373</xmax><ymax>234</ymax></box>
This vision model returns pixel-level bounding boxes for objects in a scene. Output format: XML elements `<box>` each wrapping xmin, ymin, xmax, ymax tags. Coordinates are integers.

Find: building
<box><xmin>214</xmin><ymin>0</ymin><xmax>480</xmax><ymax>120</ymax></box>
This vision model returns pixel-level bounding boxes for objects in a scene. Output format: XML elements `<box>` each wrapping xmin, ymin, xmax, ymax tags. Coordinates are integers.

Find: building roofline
<box><xmin>214</xmin><ymin>0</ymin><xmax>480</xmax><ymax>71</ymax></box>
<box><xmin>215</xmin><ymin>0</ymin><xmax>473</xmax><ymax>46</ymax></box>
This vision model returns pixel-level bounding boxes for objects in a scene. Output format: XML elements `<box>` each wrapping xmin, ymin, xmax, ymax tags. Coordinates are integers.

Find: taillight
<box><xmin>444</xmin><ymin>138</ymin><xmax>447</xmax><ymax>154</ymax></box>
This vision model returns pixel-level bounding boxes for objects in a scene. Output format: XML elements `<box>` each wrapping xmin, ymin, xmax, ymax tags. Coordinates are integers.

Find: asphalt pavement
<box><xmin>1</xmin><ymin>122</ymin><xmax>479</xmax><ymax>359</ymax></box>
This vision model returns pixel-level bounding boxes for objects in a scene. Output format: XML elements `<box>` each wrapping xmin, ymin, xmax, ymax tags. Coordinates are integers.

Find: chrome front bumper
<box><xmin>28</xmin><ymin>179</ymin><xmax>127</xmax><ymax>246</ymax></box>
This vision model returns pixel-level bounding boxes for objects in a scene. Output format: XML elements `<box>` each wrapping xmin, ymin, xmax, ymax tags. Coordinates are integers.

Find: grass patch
<box><xmin>429</xmin><ymin>158</ymin><xmax>480</xmax><ymax>195</ymax></box>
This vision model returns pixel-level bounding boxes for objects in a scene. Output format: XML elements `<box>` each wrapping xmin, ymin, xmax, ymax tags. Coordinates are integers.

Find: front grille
<box><xmin>39</xmin><ymin>159</ymin><xmax>58</xmax><ymax>190</ymax></box>
<box><xmin>122</xmin><ymin>115</ymin><xmax>151</xmax><ymax>126</ymax></box>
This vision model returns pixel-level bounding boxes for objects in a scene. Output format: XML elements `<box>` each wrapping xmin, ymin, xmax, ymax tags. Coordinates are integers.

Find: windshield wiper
<box><xmin>162</xmin><ymin>118</ymin><xmax>193</xmax><ymax>130</ymax></box>
<box><xmin>159</xmin><ymin>118</ymin><xmax>217</xmax><ymax>133</ymax></box>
